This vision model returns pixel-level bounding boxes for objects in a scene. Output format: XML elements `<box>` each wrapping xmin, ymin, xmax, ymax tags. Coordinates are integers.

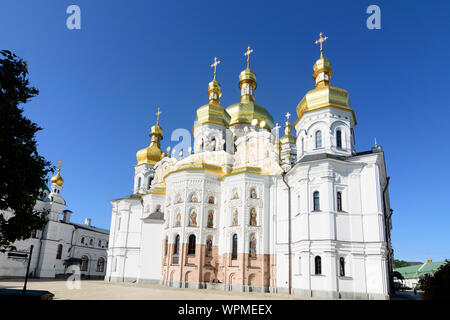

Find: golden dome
<box><xmin>238</xmin><ymin>68</ymin><xmax>257</xmax><ymax>87</ymax></box>
<box><xmin>226</xmin><ymin>101</ymin><xmax>274</xmax><ymax>130</ymax></box>
<box><xmin>227</xmin><ymin>61</ymin><xmax>273</xmax><ymax>130</ymax></box>
<box><xmin>136</xmin><ymin>142</ymin><xmax>165</xmax><ymax>166</ymax></box>
<box><xmin>195</xmin><ymin>103</ymin><xmax>230</xmax><ymax>127</ymax></box>
<box><xmin>136</xmin><ymin>110</ymin><xmax>165</xmax><ymax>166</ymax></box>
<box><xmin>295</xmin><ymin>55</ymin><xmax>356</xmax><ymax>126</ymax></box>
<box><xmin>50</xmin><ymin>160</ymin><xmax>64</xmax><ymax>186</ymax></box>
<box><xmin>50</xmin><ymin>173</ymin><xmax>64</xmax><ymax>186</ymax></box>
<box><xmin>195</xmin><ymin>76</ymin><xmax>230</xmax><ymax>127</ymax></box>
<box><xmin>280</xmin><ymin>117</ymin><xmax>296</xmax><ymax>144</ymax></box>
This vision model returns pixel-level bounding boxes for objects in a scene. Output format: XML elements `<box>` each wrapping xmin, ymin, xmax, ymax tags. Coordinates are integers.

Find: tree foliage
<box><xmin>0</xmin><ymin>49</ymin><xmax>52</xmax><ymax>250</ymax></box>
<box><xmin>393</xmin><ymin>259</ymin><xmax>410</xmax><ymax>268</ymax></box>
<box><xmin>418</xmin><ymin>260</ymin><xmax>450</xmax><ymax>300</ymax></box>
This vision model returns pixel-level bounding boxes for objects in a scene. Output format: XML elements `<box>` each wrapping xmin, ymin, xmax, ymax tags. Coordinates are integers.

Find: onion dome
<box><xmin>295</xmin><ymin>33</ymin><xmax>356</xmax><ymax>126</ymax></box>
<box><xmin>136</xmin><ymin>108</ymin><xmax>166</xmax><ymax>166</ymax></box>
<box><xmin>195</xmin><ymin>57</ymin><xmax>231</xmax><ymax>127</ymax></box>
<box><xmin>226</xmin><ymin>46</ymin><xmax>274</xmax><ymax>130</ymax></box>
<box><xmin>50</xmin><ymin>160</ymin><xmax>64</xmax><ymax>186</ymax></box>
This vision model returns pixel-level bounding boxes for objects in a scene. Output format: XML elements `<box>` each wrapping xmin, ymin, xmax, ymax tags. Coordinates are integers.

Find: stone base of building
<box><xmin>106</xmin><ymin>276</ymin><xmax>389</xmax><ymax>300</ymax></box>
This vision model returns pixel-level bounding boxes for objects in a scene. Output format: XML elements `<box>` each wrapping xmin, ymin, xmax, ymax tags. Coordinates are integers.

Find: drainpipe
<box><xmin>382</xmin><ymin>176</ymin><xmax>393</xmax><ymax>295</ymax></box>
<box><xmin>281</xmin><ymin>172</ymin><xmax>292</xmax><ymax>295</ymax></box>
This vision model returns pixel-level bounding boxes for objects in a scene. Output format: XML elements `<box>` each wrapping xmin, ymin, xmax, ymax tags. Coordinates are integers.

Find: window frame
<box><xmin>313</xmin><ymin>191</ymin><xmax>320</xmax><ymax>211</ymax></box>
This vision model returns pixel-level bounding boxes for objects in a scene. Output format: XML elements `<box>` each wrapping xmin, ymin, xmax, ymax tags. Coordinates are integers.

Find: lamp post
<box><xmin>22</xmin><ymin>244</ymin><xmax>34</xmax><ymax>296</ymax></box>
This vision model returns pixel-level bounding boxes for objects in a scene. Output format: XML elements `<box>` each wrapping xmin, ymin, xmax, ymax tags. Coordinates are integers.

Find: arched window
<box><xmin>188</xmin><ymin>234</ymin><xmax>196</xmax><ymax>255</ymax></box>
<box><xmin>89</xmin><ymin>238</ymin><xmax>93</xmax><ymax>246</ymax></box>
<box><xmin>174</xmin><ymin>235</ymin><xmax>180</xmax><ymax>255</ymax></box>
<box><xmin>339</xmin><ymin>257</ymin><xmax>345</xmax><ymax>277</ymax></box>
<box><xmin>231</xmin><ymin>234</ymin><xmax>238</xmax><ymax>260</ymax></box>
<box><xmin>81</xmin><ymin>255</ymin><xmax>89</xmax><ymax>272</ymax></box>
<box><xmin>81</xmin><ymin>237</ymin><xmax>85</xmax><ymax>244</ymax></box>
<box><xmin>315</xmin><ymin>130</ymin><xmax>322</xmax><ymax>148</ymax></box>
<box><xmin>314</xmin><ymin>256</ymin><xmax>322</xmax><ymax>275</ymax></box>
<box><xmin>211</xmin><ymin>137</ymin><xmax>216</xmax><ymax>151</ymax></box>
<box><xmin>336</xmin><ymin>130</ymin><xmax>342</xmax><ymax>149</ymax></box>
<box><xmin>337</xmin><ymin>192</ymin><xmax>343</xmax><ymax>212</ymax></box>
<box><xmin>249</xmin><ymin>233</ymin><xmax>257</xmax><ymax>258</ymax></box>
<box><xmin>137</xmin><ymin>177</ymin><xmax>142</xmax><ymax>189</ymax></box>
<box><xmin>313</xmin><ymin>191</ymin><xmax>320</xmax><ymax>211</ymax></box>
<box><xmin>97</xmin><ymin>257</ymin><xmax>105</xmax><ymax>272</ymax></box>
<box><xmin>56</xmin><ymin>244</ymin><xmax>63</xmax><ymax>260</ymax></box>
<box><xmin>148</xmin><ymin>176</ymin><xmax>153</xmax><ymax>189</ymax></box>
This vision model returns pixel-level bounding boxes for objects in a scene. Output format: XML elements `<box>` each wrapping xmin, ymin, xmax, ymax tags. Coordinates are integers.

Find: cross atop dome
<box><xmin>285</xmin><ymin>112</ymin><xmax>291</xmax><ymax>121</ymax></box>
<box><xmin>315</xmin><ymin>32</ymin><xmax>328</xmax><ymax>57</ymax></box>
<box><xmin>244</xmin><ymin>46</ymin><xmax>254</xmax><ymax>69</ymax></box>
<box><xmin>210</xmin><ymin>57</ymin><xmax>221</xmax><ymax>80</ymax></box>
<box><xmin>156</xmin><ymin>107</ymin><xmax>162</xmax><ymax>124</ymax></box>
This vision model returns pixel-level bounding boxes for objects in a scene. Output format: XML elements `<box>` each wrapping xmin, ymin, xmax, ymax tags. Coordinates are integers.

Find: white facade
<box><xmin>106</xmin><ymin>53</ymin><xmax>393</xmax><ymax>299</ymax></box>
<box><xmin>0</xmin><ymin>182</ymin><xmax>109</xmax><ymax>279</ymax></box>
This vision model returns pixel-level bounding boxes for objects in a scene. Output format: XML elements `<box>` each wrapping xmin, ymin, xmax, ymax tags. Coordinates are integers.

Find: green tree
<box><xmin>0</xmin><ymin>49</ymin><xmax>53</xmax><ymax>251</ymax></box>
<box><xmin>418</xmin><ymin>260</ymin><xmax>450</xmax><ymax>300</ymax></box>
<box><xmin>393</xmin><ymin>259</ymin><xmax>410</xmax><ymax>268</ymax></box>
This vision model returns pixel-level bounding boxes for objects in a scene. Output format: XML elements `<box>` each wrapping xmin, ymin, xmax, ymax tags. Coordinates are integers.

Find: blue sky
<box><xmin>1</xmin><ymin>0</ymin><xmax>449</xmax><ymax>262</ymax></box>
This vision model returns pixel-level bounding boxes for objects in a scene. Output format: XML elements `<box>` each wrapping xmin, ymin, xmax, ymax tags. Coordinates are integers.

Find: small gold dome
<box><xmin>136</xmin><ymin>143</ymin><xmax>165</xmax><ymax>165</ymax></box>
<box><xmin>150</xmin><ymin>123</ymin><xmax>163</xmax><ymax>136</ymax></box>
<box><xmin>51</xmin><ymin>160</ymin><xmax>64</xmax><ymax>186</ymax></box>
<box><xmin>295</xmin><ymin>56</ymin><xmax>356</xmax><ymax>125</ymax></box>
<box><xmin>136</xmin><ymin>116</ymin><xmax>165</xmax><ymax>166</ymax></box>
<box><xmin>238</xmin><ymin>68</ymin><xmax>257</xmax><ymax>88</ymax></box>
<box><xmin>280</xmin><ymin>120</ymin><xmax>296</xmax><ymax>144</ymax></box>
<box><xmin>208</xmin><ymin>79</ymin><xmax>222</xmax><ymax>98</ymax></box>
<box><xmin>50</xmin><ymin>172</ymin><xmax>64</xmax><ymax>186</ymax></box>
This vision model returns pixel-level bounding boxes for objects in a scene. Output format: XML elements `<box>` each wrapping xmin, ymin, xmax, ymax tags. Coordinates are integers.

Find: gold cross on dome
<box><xmin>315</xmin><ymin>32</ymin><xmax>328</xmax><ymax>56</ymax></box>
<box><xmin>210</xmin><ymin>57</ymin><xmax>221</xmax><ymax>79</ymax></box>
<box><xmin>156</xmin><ymin>107</ymin><xmax>162</xmax><ymax>124</ymax></box>
<box><xmin>57</xmin><ymin>159</ymin><xmax>62</xmax><ymax>173</ymax></box>
<box><xmin>244</xmin><ymin>46</ymin><xmax>253</xmax><ymax>68</ymax></box>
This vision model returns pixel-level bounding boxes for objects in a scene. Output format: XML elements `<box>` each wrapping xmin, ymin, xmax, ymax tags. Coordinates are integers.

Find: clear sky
<box><xmin>1</xmin><ymin>0</ymin><xmax>449</xmax><ymax>262</ymax></box>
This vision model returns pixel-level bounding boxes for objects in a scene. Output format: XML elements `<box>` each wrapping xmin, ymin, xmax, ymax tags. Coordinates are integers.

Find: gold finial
<box><xmin>244</xmin><ymin>46</ymin><xmax>254</xmax><ymax>69</ymax></box>
<box><xmin>57</xmin><ymin>159</ymin><xmax>62</xmax><ymax>173</ymax></box>
<box><xmin>315</xmin><ymin>32</ymin><xmax>328</xmax><ymax>57</ymax></box>
<box><xmin>156</xmin><ymin>107</ymin><xmax>162</xmax><ymax>124</ymax></box>
<box><xmin>210</xmin><ymin>57</ymin><xmax>221</xmax><ymax>80</ymax></box>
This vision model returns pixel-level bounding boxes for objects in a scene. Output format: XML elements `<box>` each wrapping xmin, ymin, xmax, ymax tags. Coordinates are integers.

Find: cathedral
<box><xmin>105</xmin><ymin>35</ymin><xmax>393</xmax><ymax>300</ymax></box>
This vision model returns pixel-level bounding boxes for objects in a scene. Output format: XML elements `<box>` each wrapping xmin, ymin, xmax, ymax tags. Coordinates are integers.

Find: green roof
<box><xmin>395</xmin><ymin>261</ymin><xmax>446</xmax><ymax>279</ymax></box>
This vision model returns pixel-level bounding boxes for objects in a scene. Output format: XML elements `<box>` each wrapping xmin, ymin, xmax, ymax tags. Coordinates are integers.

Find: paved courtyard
<box><xmin>0</xmin><ymin>279</ymin><xmax>311</xmax><ymax>300</ymax></box>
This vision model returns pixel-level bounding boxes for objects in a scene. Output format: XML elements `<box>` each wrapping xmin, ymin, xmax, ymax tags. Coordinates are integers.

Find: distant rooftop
<box><xmin>395</xmin><ymin>260</ymin><xmax>447</xmax><ymax>279</ymax></box>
